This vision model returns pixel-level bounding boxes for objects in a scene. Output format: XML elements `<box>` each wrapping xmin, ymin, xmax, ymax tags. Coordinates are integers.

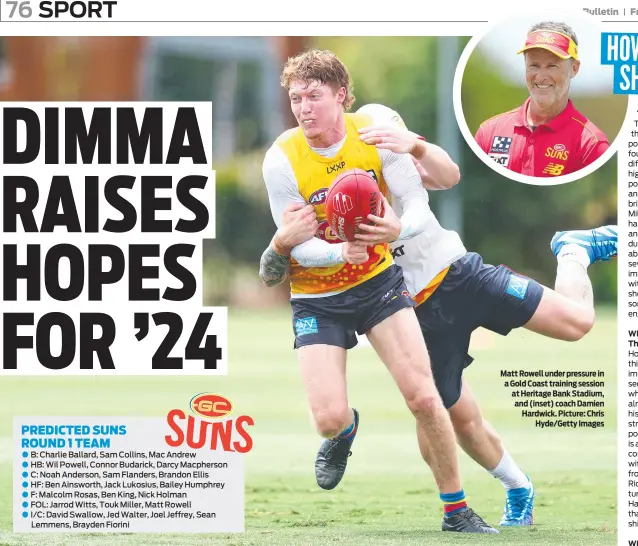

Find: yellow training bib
<box><xmin>276</xmin><ymin>113</ymin><xmax>393</xmax><ymax>295</ymax></box>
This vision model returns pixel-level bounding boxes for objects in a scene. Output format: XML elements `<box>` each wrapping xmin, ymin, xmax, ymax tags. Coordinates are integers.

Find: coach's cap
<box><xmin>517</xmin><ymin>29</ymin><xmax>579</xmax><ymax>60</ymax></box>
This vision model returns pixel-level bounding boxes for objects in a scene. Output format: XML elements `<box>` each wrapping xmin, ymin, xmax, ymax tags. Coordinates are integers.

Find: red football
<box><xmin>325</xmin><ymin>169</ymin><xmax>383</xmax><ymax>242</ymax></box>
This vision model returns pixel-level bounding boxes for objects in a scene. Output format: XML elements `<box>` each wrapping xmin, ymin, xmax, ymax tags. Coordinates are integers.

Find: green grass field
<box><xmin>0</xmin><ymin>308</ymin><xmax>617</xmax><ymax>545</ymax></box>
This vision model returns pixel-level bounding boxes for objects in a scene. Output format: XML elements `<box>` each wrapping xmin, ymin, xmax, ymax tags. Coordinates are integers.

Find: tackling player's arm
<box><xmin>382</xmin><ymin>151</ymin><xmax>432</xmax><ymax>240</ymax></box>
<box><xmin>409</xmin><ymin>140</ymin><xmax>460</xmax><ymax>190</ymax></box>
<box><xmin>358</xmin><ymin>117</ymin><xmax>459</xmax><ymax>190</ymax></box>
<box><xmin>354</xmin><ymin>151</ymin><xmax>430</xmax><ymax>244</ymax></box>
<box><xmin>262</xmin><ymin>147</ymin><xmax>367</xmax><ymax>270</ymax></box>
<box><xmin>259</xmin><ymin>245</ymin><xmax>291</xmax><ymax>287</ymax></box>
<box><xmin>259</xmin><ymin>203</ymin><xmax>317</xmax><ymax>287</ymax></box>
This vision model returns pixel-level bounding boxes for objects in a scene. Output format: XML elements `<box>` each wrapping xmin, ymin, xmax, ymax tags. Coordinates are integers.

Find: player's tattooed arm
<box><xmin>259</xmin><ymin>204</ymin><xmax>319</xmax><ymax>287</ymax></box>
<box><xmin>259</xmin><ymin>238</ymin><xmax>292</xmax><ymax>287</ymax></box>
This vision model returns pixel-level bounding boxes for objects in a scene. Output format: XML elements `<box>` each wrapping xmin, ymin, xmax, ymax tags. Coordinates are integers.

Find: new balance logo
<box><xmin>542</xmin><ymin>163</ymin><xmax>565</xmax><ymax>176</ymax></box>
<box><xmin>332</xmin><ymin>192</ymin><xmax>353</xmax><ymax>215</ymax></box>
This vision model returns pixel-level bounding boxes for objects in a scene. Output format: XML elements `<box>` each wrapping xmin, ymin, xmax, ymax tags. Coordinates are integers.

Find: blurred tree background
<box><xmin>199</xmin><ymin>36</ymin><xmax>619</xmax><ymax>307</ymax></box>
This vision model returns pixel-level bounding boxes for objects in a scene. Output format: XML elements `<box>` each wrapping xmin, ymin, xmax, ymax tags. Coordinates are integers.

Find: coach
<box><xmin>474</xmin><ymin>21</ymin><xmax>609</xmax><ymax>178</ymax></box>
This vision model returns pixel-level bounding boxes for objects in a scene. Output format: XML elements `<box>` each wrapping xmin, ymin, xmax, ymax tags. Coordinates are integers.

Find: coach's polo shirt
<box><xmin>475</xmin><ymin>98</ymin><xmax>609</xmax><ymax>178</ymax></box>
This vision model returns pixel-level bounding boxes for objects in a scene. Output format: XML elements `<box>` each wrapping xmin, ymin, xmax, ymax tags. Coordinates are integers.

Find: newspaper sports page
<box><xmin>0</xmin><ymin>1</ymin><xmax>633</xmax><ymax>544</ymax></box>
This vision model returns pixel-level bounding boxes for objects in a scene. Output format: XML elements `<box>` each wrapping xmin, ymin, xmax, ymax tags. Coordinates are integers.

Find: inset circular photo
<box><xmin>454</xmin><ymin>11</ymin><xmax>628</xmax><ymax>185</ymax></box>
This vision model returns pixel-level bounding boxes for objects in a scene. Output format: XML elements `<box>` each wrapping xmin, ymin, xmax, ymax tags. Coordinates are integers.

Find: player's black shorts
<box><xmin>415</xmin><ymin>252</ymin><xmax>544</xmax><ymax>409</ymax></box>
<box><xmin>290</xmin><ymin>264</ymin><xmax>415</xmax><ymax>350</ymax></box>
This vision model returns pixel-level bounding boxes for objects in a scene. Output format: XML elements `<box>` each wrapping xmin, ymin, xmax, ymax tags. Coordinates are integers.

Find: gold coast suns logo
<box><xmin>535</xmin><ymin>31</ymin><xmax>556</xmax><ymax>44</ymax></box>
<box><xmin>544</xmin><ymin>143</ymin><xmax>569</xmax><ymax>161</ymax></box>
<box><xmin>316</xmin><ymin>220</ymin><xmax>341</xmax><ymax>243</ymax></box>
<box><xmin>191</xmin><ymin>393</ymin><xmax>233</xmax><ymax>419</ymax></box>
<box><xmin>164</xmin><ymin>394</ymin><xmax>254</xmax><ymax>453</ymax></box>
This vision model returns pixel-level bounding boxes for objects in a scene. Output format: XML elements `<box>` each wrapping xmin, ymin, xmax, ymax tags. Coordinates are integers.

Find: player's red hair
<box><xmin>280</xmin><ymin>49</ymin><xmax>355</xmax><ymax>111</ymax></box>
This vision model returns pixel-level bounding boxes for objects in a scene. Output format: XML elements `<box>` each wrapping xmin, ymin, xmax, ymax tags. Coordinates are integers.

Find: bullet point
<box><xmin>22</xmin><ymin>492</ymin><xmax>28</xmax><ymax>498</ymax></box>
<box><xmin>22</xmin><ymin>452</ymin><xmax>28</xmax><ymax>458</ymax></box>
<box><xmin>22</xmin><ymin>472</ymin><xmax>28</xmax><ymax>478</ymax></box>
<box><xmin>22</xmin><ymin>502</ymin><xmax>28</xmax><ymax>508</ymax></box>
<box><xmin>22</xmin><ymin>482</ymin><xmax>28</xmax><ymax>488</ymax></box>
<box><xmin>22</xmin><ymin>462</ymin><xmax>28</xmax><ymax>468</ymax></box>
<box><xmin>22</xmin><ymin>512</ymin><xmax>28</xmax><ymax>518</ymax></box>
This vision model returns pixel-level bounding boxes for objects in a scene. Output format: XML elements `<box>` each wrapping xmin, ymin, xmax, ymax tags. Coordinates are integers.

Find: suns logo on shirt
<box><xmin>545</xmin><ymin>144</ymin><xmax>569</xmax><ymax>161</ymax></box>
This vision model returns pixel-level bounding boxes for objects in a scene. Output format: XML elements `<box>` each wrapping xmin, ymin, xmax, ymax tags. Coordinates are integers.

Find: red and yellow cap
<box><xmin>517</xmin><ymin>29</ymin><xmax>578</xmax><ymax>60</ymax></box>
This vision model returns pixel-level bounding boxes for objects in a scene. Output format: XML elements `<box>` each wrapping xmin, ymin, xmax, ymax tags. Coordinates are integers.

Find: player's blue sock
<box><xmin>337</xmin><ymin>411</ymin><xmax>357</xmax><ymax>439</ymax></box>
<box><xmin>441</xmin><ymin>490</ymin><xmax>468</xmax><ymax>517</ymax></box>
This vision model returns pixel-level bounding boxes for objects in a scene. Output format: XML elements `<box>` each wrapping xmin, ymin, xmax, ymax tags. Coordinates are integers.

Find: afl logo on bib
<box><xmin>309</xmin><ymin>188</ymin><xmax>328</xmax><ymax>205</ymax></box>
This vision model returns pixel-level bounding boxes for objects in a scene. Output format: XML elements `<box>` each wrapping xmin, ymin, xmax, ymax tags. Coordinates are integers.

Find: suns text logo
<box><xmin>165</xmin><ymin>394</ymin><xmax>254</xmax><ymax>453</ymax></box>
<box><xmin>545</xmin><ymin>143</ymin><xmax>569</xmax><ymax>161</ymax></box>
